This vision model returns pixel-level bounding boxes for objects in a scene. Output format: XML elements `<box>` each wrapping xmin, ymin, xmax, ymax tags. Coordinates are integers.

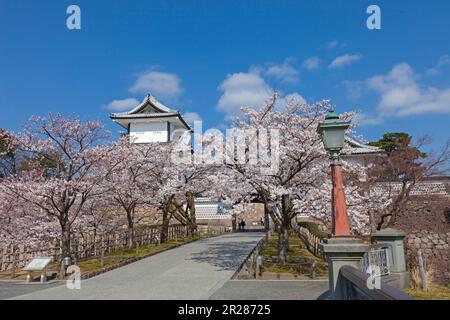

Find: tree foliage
<box><xmin>368</xmin><ymin>132</ymin><xmax>449</xmax><ymax>229</ymax></box>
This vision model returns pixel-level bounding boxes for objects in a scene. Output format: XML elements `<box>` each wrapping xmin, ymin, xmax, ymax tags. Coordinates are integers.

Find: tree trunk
<box><xmin>263</xmin><ymin>203</ymin><xmax>270</xmax><ymax>231</ymax></box>
<box><xmin>277</xmin><ymin>195</ymin><xmax>292</xmax><ymax>265</ymax></box>
<box><xmin>278</xmin><ymin>224</ymin><xmax>289</xmax><ymax>265</ymax></box>
<box><xmin>126</xmin><ymin>209</ymin><xmax>135</xmax><ymax>248</ymax></box>
<box><xmin>186</xmin><ymin>192</ymin><xmax>197</xmax><ymax>237</ymax></box>
<box><xmin>61</xmin><ymin>226</ymin><xmax>71</xmax><ymax>259</ymax></box>
<box><xmin>160</xmin><ymin>207</ymin><xmax>171</xmax><ymax>243</ymax></box>
<box><xmin>188</xmin><ymin>223</ymin><xmax>197</xmax><ymax>238</ymax></box>
<box><xmin>127</xmin><ymin>226</ymin><xmax>134</xmax><ymax>249</ymax></box>
<box><xmin>59</xmin><ymin>216</ymin><xmax>71</xmax><ymax>279</ymax></box>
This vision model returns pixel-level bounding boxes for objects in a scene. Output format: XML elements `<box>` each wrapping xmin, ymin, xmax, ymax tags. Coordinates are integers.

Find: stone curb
<box><xmin>232</xmin><ymin>233</ymin><xmax>268</xmax><ymax>279</ymax></box>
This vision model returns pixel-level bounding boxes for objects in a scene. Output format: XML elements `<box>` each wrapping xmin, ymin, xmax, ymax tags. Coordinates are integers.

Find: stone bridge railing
<box><xmin>338</xmin><ymin>265</ymin><xmax>414</xmax><ymax>300</ymax></box>
<box><xmin>321</xmin><ymin>228</ymin><xmax>414</xmax><ymax>300</ymax></box>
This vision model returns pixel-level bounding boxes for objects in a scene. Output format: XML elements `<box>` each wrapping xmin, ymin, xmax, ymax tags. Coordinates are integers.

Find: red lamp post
<box><xmin>317</xmin><ymin>109</ymin><xmax>351</xmax><ymax>237</ymax></box>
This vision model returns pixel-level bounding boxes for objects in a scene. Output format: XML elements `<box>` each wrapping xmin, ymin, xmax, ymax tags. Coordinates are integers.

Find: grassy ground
<box><xmin>1</xmin><ymin>233</ymin><xmax>218</xmax><ymax>281</ymax></box>
<box><xmin>76</xmin><ymin>239</ymin><xmax>187</xmax><ymax>275</ymax></box>
<box><xmin>405</xmin><ymin>285</ymin><xmax>450</xmax><ymax>300</ymax></box>
<box><xmin>258</xmin><ymin>233</ymin><xmax>328</xmax><ymax>279</ymax></box>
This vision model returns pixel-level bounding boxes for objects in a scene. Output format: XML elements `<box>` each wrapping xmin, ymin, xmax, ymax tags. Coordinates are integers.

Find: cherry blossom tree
<box><xmin>167</xmin><ymin>162</ymin><xmax>226</xmax><ymax>237</ymax></box>
<box><xmin>147</xmin><ymin>142</ymin><xmax>183</xmax><ymax>243</ymax></box>
<box><xmin>291</xmin><ymin>159</ymin><xmax>391</xmax><ymax>235</ymax></box>
<box><xmin>100</xmin><ymin>139</ymin><xmax>174</xmax><ymax>247</ymax></box>
<box><xmin>101</xmin><ymin>138</ymin><xmax>184</xmax><ymax>244</ymax></box>
<box><xmin>0</xmin><ymin>129</ymin><xmax>19</xmax><ymax>178</ymax></box>
<box><xmin>74</xmin><ymin>196</ymin><xmax>123</xmax><ymax>245</ymax></box>
<box><xmin>0</xmin><ymin>186</ymin><xmax>58</xmax><ymax>248</ymax></box>
<box><xmin>168</xmin><ymin>129</ymin><xmax>254</xmax><ymax>237</ymax></box>
<box><xmin>153</xmin><ymin>141</ymin><xmax>218</xmax><ymax>239</ymax></box>
<box><xmin>223</xmin><ymin>94</ymin><xmax>388</xmax><ymax>263</ymax></box>
<box><xmin>1</xmin><ymin>114</ymin><xmax>116</xmax><ymax>264</ymax></box>
<box><xmin>221</xmin><ymin>95</ymin><xmax>328</xmax><ymax>263</ymax></box>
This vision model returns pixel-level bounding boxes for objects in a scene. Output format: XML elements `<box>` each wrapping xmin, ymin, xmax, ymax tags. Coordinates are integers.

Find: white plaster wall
<box><xmin>129</xmin><ymin>122</ymin><xmax>168</xmax><ymax>143</ymax></box>
<box><xmin>170</xmin><ymin>127</ymin><xmax>189</xmax><ymax>141</ymax></box>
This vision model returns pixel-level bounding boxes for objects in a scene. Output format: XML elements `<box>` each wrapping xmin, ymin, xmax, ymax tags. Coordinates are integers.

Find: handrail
<box><xmin>339</xmin><ymin>265</ymin><xmax>415</xmax><ymax>300</ymax></box>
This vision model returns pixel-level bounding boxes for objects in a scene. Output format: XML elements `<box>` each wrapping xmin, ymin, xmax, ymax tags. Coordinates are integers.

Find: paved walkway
<box><xmin>10</xmin><ymin>232</ymin><xmax>265</xmax><ymax>300</ymax></box>
<box><xmin>0</xmin><ymin>281</ymin><xmax>62</xmax><ymax>300</ymax></box>
<box><xmin>209</xmin><ymin>280</ymin><xmax>329</xmax><ymax>300</ymax></box>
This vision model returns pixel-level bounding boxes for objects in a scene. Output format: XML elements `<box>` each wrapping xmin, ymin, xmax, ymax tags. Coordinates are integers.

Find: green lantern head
<box><xmin>317</xmin><ymin>108</ymin><xmax>351</xmax><ymax>159</ymax></box>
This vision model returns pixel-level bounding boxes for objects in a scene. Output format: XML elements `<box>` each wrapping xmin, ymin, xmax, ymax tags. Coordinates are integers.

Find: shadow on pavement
<box><xmin>189</xmin><ymin>233</ymin><xmax>263</xmax><ymax>271</ymax></box>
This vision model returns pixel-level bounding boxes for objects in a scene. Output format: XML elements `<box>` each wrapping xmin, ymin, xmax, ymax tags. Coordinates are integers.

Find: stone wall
<box><xmin>392</xmin><ymin>196</ymin><xmax>450</xmax><ymax>233</ymax></box>
<box><xmin>197</xmin><ymin>219</ymin><xmax>232</xmax><ymax>228</ymax></box>
<box><xmin>392</xmin><ymin>195</ymin><xmax>450</xmax><ymax>285</ymax></box>
<box><xmin>405</xmin><ymin>231</ymin><xmax>450</xmax><ymax>285</ymax></box>
<box><xmin>373</xmin><ymin>180</ymin><xmax>449</xmax><ymax>197</ymax></box>
<box><xmin>235</xmin><ymin>203</ymin><xmax>265</xmax><ymax>227</ymax></box>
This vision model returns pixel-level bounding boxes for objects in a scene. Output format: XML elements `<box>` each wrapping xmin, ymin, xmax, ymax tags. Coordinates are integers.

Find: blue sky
<box><xmin>1</xmin><ymin>0</ymin><xmax>449</xmax><ymax>151</ymax></box>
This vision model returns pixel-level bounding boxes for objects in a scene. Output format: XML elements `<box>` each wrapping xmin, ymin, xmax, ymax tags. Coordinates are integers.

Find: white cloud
<box><xmin>328</xmin><ymin>40</ymin><xmax>339</xmax><ymax>49</ymax></box>
<box><xmin>426</xmin><ymin>54</ymin><xmax>449</xmax><ymax>76</ymax></box>
<box><xmin>425</xmin><ymin>68</ymin><xmax>439</xmax><ymax>77</ymax></box>
<box><xmin>104</xmin><ymin>98</ymin><xmax>139</xmax><ymax>111</ymax></box>
<box><xmin>129</xmin><ymin>71</ymin><xmax>182</xmax><ymax>101</ymax></box>
<box><xmin>283</xmin><ymin>92</ymin><xmax>306</xmax><ymax>104</ymax></box>
<box><xmin>182</xmin><ymin>112</ymin><xmax>202</xmax><ymax>126</ymax></box>
<box><xmin>367</xmin><ymin>63</ymin><xmax>450</xmax><ymax>117</ymax></box>
<box><xmin>217</xmin><ymin>71</ymin><xmax>274</xmax><ymax>118</ymax></box>
<box><xmin>216</xmin><ymin>69</ymin><xmax>308</xmax><ymax>118</ymax></box>
<box><xmin>302</xmin><ymin>57</ymin><xmax>320</xmax><ymax>70</ymax></box>
<box><xmin>329</xmin><ymin>54</ymin><xmax>362</xmax><ymax>69</ymax></box>
<box><xmin>353</xmin><ymin>113</ymin><xmax>384</xmax><ymax>126</ymax></box>
<box><xmin>275</xmin><ymin>92</ymin><xmax>307</xmax><ymax>111</ymax></box>
<box><xmin>265</xmin><ymin>60</ymin><xmax>299</xmax><ymax>84</ymax></box>
<box><xmin>438</xmin><ymin>54</ymin><xmax>450</xmax><ymax>67</ymax></box>
<box><xmin>342</xmin><ymin>80</ymin><xmax>365</xmax><ymax>102</ymax></box>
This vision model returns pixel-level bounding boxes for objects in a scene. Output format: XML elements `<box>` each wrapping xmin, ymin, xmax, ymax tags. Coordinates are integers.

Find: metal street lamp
<box><xmin>317</xmin><ymin>109</ymin><xmax>350</xmax><ymax>160</ymax></box>
<box><xmin>317</xmin><ymin>109</ymin><xmax>351</xmax><ymax>236</ymax></box>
